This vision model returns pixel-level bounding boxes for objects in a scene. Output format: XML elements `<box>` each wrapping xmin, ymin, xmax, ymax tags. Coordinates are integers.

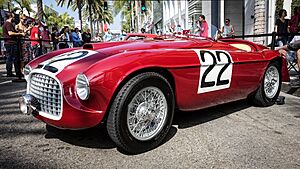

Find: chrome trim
<box><xmin>264</xmin><ymin>65</ymin><xmax>280</xmax><ymax>99</ymax></box>
<box><xmin>27</xmin><ymin>68</ymin><xmax>63</xmax><ymax>120</ymax></box>
<box><xmin>75</xmin><ymin>73</ymin><xmax>90</xmax><ymax>100</ymax></box>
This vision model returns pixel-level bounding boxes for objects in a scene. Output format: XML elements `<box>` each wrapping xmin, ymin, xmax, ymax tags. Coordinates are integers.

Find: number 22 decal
<box><xmin>194</xmin><ymin>49</ymin><xmax>233</xmax><ymax>94</ymax></box>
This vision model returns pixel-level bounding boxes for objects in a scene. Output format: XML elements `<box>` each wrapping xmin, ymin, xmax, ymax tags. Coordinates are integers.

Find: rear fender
<box><xmin>281</xmin><ymin>57</ymin><xmax>290</xmax><ymax>82</ymax></box>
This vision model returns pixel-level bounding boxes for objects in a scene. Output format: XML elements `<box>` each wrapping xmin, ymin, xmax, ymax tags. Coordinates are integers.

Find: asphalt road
<box><xmin>0</xmin><ymin>64</ymin><xmax>300</xmax><ymax>169</ymax></box>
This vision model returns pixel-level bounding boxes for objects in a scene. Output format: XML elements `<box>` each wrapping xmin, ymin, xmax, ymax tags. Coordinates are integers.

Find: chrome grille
<box><xmin>29</xmin><ymin>73</ymin><xmax>61</xmax><ymax>116</ymax></box>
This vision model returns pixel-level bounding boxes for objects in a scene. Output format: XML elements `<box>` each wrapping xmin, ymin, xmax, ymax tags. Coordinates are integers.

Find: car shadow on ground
<box><xmin>44</xmin><ymin>99</ymin><xmax>251</xmax><ymax>154</ymax></box>
<box><xmin>44</xmin><ymin>123</ymin><xmax>178</xmax><ymax>153</ymax></box>
<box><xmin>44</xmin><ymin>124</ymin><xmax>116</xmax><ymax>149</ymax></box>
<box><xmin>173</xmin><ymin>99</ymin><xmax>251</xmax><ymax>129</ymax></box>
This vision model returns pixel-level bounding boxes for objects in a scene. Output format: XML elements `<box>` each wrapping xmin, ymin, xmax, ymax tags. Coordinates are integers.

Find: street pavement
<box><xmin>0</xmin><ymin>63</ymin><xmax>300</xmax><ymax>169</ymax></box>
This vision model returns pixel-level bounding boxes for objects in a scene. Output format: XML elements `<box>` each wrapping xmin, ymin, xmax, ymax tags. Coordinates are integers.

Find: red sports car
<box><xmin>19</xmin><ymin>36</ymin><xmax>289</xmax><ymax>153</ymax></box>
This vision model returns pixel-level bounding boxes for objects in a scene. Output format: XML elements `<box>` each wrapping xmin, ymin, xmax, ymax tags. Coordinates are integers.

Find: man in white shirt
<box><xmin>278</xmin><ymin>35</ymin><xmax>300</xmax><ymax>69</ymax></box>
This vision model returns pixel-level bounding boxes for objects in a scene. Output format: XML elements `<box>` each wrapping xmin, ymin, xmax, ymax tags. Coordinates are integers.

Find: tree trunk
<box><xmin>96</xmin><ymin>20</ymin><xmax>99</xmax><ymax>33</ymax></box>
<box><xmin>77</xmin><ymin>0</ymin><xmax>82</xmax><ymax>30</ymax></box>
<box><xmin>275</xmin><ymin>0</ymin><xmax>284</xmax><ymax>19</ymax></box>
<box><xmin>89</xmin><ymin>3</ymin><xmax>93</xmax><ymax>38</ymax></box>
<box><xmin>135</xmin><ymin>0</ymin><xmax>139</xmax><ymax>32</ymax></box>
<box><xmin>37</xmin><ymin>0</ymin><xmax>44</xmax><ymax>22</ymax></box>
<box><xmin>253</xmin><ymin>0</ymin><xmax>266</xmax><ymax>45</ymax></box>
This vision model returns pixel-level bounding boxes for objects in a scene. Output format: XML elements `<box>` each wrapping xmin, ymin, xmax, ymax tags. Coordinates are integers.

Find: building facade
<box><xmin>162</xmin><ymin>0</ymin><xmax>189</xmax><ymax>33</ymax></box>
<box><xmin>160</xmin><ymin>0</ymin><xmax>294</xmax><ymax>45</ymax></box>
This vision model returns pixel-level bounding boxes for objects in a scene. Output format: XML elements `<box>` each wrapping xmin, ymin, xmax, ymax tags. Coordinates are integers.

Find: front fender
<box><xmin>81</xmin><ymin>49</ymin><xmax>198</xmax><ymax>113</ymax></box>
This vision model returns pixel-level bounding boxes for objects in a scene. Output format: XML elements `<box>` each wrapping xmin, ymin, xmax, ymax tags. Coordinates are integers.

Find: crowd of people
<box><xmin>1</xmin><ymin>12</ymin><xmax>103</xmax><ymax>77</ymax></box>
<box><xmin>1</xmin><ymin>7</ymin><xmax>300</xmax><ymax>82</ymax></box>
<box><xmin>168</xmin><ymin>14</ymin><xmax>235</xmax><ymax>39</ymax></box>
<box><xmin>276</xmin><ymin>6</ymin><xmax>300</xmax><ymax>86</ymax></box>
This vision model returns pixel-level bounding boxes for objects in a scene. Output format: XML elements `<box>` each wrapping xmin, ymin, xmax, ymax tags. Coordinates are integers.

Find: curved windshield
<box><xmin>109</xmin><ymin>34</ymin><xmax>127</xmax><ymax>42</ymax></box>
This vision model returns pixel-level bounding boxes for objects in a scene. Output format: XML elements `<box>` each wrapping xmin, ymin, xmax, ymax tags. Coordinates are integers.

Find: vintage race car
<box><xmin>19</xmin><ymin>36</ymin><xmax>289</xmax><ymax>153</ymax></box>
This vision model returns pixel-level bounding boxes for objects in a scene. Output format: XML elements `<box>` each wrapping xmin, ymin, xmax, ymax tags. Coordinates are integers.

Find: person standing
<box><xmin>72</xmin><ymin>28</ymin><xmax>82</xmax><ymax>47</ymax></box>
<box><xmin>103</xmin><ymin>28</ymin><xmax>113</xmax><ymax>42</ymax></box>
<box><xmin>289</xmin><ymin>6</ymin><xmax>300</xmax><ymax>41</ymax></box>
<box><xmin>40</xmin><ymin>26</ymin><xmax>51</xmax><ymax>54</ymax></box>
<box><xmin>93</xmin><ymin>32</ymin><xmax>102</xmax><ymax>42</ymax></box>
<box><xmin>198</xmin><ymin>15</ymin><xmax>209</xmax><ymax>38</ymax></box>
<box><xmin>51</xmin><ymin>27</ymin><xmax>59</xmax><ymax>50</ymax></box>
<box><xmin>15</xmin><ymin>15</ymin><xmax>32</xmax><ymax>71</ymax></box>
<box><xmin>2</xmin><ymin>12</ymin><xmax>24</xmax><ymax>77</ymax></box>
<box><xmin>82</xmin><ymin>29</ymin><xmax>91</xmax><ymax>44</ymax></box>
<box><xmin>274</xmin><ymin>9</ymin><xmax>290</xmax><ymax>46</ymax></box>
<box><xmin>63</xmin><ymin>26</ymin><xmax>72</xmax><ymax>48</ymax></box>
<box><xmin>221</xmin><ymin>18</ymin><xmax>235</xmax><ymax>37</ymax></box>
<box><xmin>30</xmin><ymin>21</ymin><xmax>40</xmax><ymax>57</ymax></box>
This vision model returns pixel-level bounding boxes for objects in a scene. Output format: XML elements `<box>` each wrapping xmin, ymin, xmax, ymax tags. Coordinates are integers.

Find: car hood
<box><xmin>29</xmin><ymin>39</ymin><xmax>212</xmax><ymax>83</ymax></box>
<box><xmin>85</xmin><ymin>39</ymin><xmax>212</xmax><ymax>56</ymax></box>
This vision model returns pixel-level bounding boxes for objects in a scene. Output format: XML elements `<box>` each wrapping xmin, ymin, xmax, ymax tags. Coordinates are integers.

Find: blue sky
<box><xmin>44</xmin><ymin>0</ymin><xmax>121</xmax><ymax>30</ymax></box>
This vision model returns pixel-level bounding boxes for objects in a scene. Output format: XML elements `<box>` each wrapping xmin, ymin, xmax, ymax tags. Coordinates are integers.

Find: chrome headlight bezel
<box><xmin>24</xmin><ymin>65</ymin><xmax>32</xmax><ymax>75</ymax></box>
<box><xmin>24</xmin><ymin>65</ymin><xmax>32</xmax><ymax>81</ymax></box>
<box><xmin>75</xmin><ymin>73</ymin><xmax>90</xmax><ymax>100</ymax></box>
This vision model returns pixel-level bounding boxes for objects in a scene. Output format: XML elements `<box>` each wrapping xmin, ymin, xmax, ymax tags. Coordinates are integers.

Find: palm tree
<box><xmin>43</xmin><ymin>4</ymin><xmax>59</xmax><ymax>28</ymax></box>
<box><xmin>71</xmin><ymin>0</ymin><xmax>112</xmax><ymax>36</ymax></box>
<box><xmin>13</xmin><ymin>0</ymin><xmax>34</xmax><ymax>16</ymax></box>
<box><xmin>113</xmin><ymin>0</ymin><xmax>131</xmax><ymax>32</ymax></box>
<box><xmin>36</xmin><ymin>0</ymin><xmax>44</xmax><ymax>21</ymax></box>
<box><xmin>113</xmin><ymin>0</ymin><xmax>153</xmax><ymax>32</ymax></box>
<box><xmin>0</xmin><ymin>0</ymin><xmax>14</xmax><ymax>11</ymax></box>
<box><xmin>58</xmin><ymin>12</ymin><xmax>75</xmax><ymax>29</ymax></box>
<box><xmin>90</xmin><ymin>9</ymin><xmax>114</xmax><ymax>34</ymax></box>
<box><xmin>56</xmin><ymin>0</ymin><xmax>104</xmax><ymax>36</ymax></box>
<box><xmin>56</xmin><ymin>0</ymin><xmax>83</xmax><ymax>30</ymax></box>
<box><xmin>82</xmin><ymin>1</ymin><xmax>113</xmax><ymax>33</ymax></box>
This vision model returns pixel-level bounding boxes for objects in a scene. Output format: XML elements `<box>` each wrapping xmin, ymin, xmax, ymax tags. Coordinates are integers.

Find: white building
<box><xmin>162</xmin><ymin>0</ymin><xmax>294</xmax><ymax>45</ymax></box>
<box><xmin>162</xmin><ymin>1</ymin><xmax>189</xmax><ymax>33</ymax></box>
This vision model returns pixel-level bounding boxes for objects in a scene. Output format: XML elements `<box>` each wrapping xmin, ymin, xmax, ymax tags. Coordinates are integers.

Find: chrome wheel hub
<box><xmin>127</xmin><ymin>87</ymin><xmax>168</xmax><ymax>141</ymax></box>
<box><xmin>264</xmin><ymin>65</ymin><xmax>280</xmax><ymax>99</ymax></box>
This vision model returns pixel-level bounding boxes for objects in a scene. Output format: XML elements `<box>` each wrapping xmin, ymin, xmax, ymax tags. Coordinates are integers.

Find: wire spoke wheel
<box><xmin>264</xmin><ymin>65</ymin><xmax>280</xmax><ymax>99</ymax></box>
<box><xmin>252</xmin><ymin>62</ymin><xmax>281</xmax><ymax>107</ymax></box>
<box><xmin>107</xmin><ymin>72</ymin><xmax>174</xmax><ymax>153</ymax></box>
<box><xmin>127</xmin><ymin>87</ymin><xmax>168</xmax><ymax>141</ymax></box>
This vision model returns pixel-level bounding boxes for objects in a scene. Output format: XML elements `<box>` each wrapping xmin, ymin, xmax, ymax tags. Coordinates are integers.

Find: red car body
<box><xmin>25</xmin><ymin>37</ymin><xmax>289</xmax><ymax>130</ymax></box>
<box><xmin>124</xmin><ymin>33</ymin><xmax>158</xmax><ymax>40</ymax></box>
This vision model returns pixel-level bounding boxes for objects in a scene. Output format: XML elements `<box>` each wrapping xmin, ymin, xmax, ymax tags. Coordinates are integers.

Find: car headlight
<box><xmin>24</xmin><ymin>65</ymin><xmax>32</xmax><ymax>81</ymax></box>
<box><xmin>76</xmin><ymin>73</ymin><xmax>90</xmax><ymax>100</ymax></box>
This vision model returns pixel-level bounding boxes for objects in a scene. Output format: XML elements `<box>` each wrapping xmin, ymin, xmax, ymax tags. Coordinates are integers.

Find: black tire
<box><xmin>252</xmin><ymin>61</ymin><xmax>281</xmax><ymax>106</ymax></box>
<box><xmin>106</xmin><ymin>72</ymin><xmax>175</xmax><ymax>154</ymax></box>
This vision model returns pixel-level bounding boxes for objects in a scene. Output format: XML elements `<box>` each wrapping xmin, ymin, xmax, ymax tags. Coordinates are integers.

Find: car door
<box><xmin>193</xmin><ymin>48</ymin><xmax>243</xmax><ymax>107</ymax></box>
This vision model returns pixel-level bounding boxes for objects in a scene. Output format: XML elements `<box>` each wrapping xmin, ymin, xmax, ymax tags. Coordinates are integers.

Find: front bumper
<box><xmin>19</xmin><ymin>94</ymin><xmax>105</xmax><ymax>130</ymax></box>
